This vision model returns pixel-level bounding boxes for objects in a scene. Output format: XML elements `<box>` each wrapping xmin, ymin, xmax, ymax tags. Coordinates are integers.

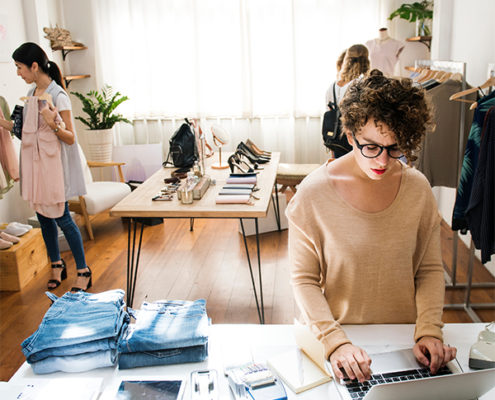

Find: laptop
<box><xmin>293</xmin><ymin>323</ymin><xmax>495</xmax><ymax>400</ymax></box>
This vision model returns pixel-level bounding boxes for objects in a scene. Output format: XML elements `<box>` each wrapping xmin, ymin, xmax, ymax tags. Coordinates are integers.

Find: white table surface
<box><xmin>8</xmin><ymin>323</ymin><xmax>494</xmax><ymax>399</ymax></box>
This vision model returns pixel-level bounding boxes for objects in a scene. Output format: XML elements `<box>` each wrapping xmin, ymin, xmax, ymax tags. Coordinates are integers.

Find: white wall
<box><xmin>431</xmin><ymin>0</ymin><xmax>495</xmax><ymax>275</ymax></box>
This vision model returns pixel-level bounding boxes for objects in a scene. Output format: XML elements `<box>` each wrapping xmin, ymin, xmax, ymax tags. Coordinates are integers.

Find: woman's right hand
<box><xmin>329</xmin><ymin>343</ymin><xmax>372</xmax><ymax>382</ymax></box>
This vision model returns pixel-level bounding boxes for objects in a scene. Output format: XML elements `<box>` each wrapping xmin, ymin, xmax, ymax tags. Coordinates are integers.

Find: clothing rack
<box><xmin>420</xmin><ymin>60</ymin><xmax>495</xmax><ymax>322</ymax></box>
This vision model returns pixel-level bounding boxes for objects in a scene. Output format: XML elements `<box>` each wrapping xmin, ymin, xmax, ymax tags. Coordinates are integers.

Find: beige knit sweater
<box><xmin>286</xmin><ymin>162</ymin><xmax>445</xmax><ymax>359</ymax></box>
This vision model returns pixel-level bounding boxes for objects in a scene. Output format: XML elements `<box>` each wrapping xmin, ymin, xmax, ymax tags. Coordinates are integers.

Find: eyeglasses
<box><xmin>352</xmin><ymin>133</ymin><xmax>403</xmax><ymax>159</ymax></box>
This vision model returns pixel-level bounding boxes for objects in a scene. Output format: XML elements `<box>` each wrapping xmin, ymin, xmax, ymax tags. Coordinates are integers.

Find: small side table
<box><xmin>0</xmin><ymin>228</ymin><xmax>50</xmax><ymax>291</ymax></box>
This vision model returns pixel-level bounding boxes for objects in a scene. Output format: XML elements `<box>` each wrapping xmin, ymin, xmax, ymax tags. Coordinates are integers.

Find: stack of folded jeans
<box><xmin>21</xmin><ymin>289</ymin><xmax>129</xmax><ymax>374</ymax></box>
<box><xmin>118</xmin><ymin>299</ymin><xmax>209</xmax><ymax>369</ymax></box>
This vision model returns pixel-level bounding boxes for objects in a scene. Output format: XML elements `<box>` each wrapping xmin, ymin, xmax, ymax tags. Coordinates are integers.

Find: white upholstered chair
<box><xmin>68</xmin><ymin>144</ymin><xmax>131</xmax><ymax>240</ymax></box>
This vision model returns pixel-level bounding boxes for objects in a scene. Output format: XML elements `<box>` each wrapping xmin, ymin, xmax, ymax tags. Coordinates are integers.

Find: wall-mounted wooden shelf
<box><xmin>52</xmin><ymin>44</ymin><xmax>88</xmax><ymax>61</ymax></box>
<box><xmin>64</xmin><ymin>74</ymin><xmax>91</xmax><ymax>88</ymax></box>
<box><xmin>406</xmin><ymin>36</ymin><xmax>432</xmax><ymax>51</ymax></box>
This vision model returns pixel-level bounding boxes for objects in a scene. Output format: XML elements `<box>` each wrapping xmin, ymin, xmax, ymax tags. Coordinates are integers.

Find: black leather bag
<box><xmin>322</xmin><ymin>83</ymin><xmax>352</xmax><ymax>157</ymax></box>
<box><xmin>10</xmin><ymin>105</ymin><xmax>24</xmax><ymax>140</ymax></box>
<box><xmin>163</xmin><ymin>118</ymin><xmax>198</xmax><ymax>168</ymax></box>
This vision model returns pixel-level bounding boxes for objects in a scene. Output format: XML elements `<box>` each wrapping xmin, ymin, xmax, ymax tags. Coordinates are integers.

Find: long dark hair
<box><xmin>12</xmin><ymin>42</ymin><xmax>66</xmax><ymax>90</ymax></box>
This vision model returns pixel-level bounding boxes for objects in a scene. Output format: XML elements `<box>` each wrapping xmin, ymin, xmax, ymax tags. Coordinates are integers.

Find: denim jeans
<box><xmin>30</xmin><ymin>349</ymin><xmax>117</xmax><ymax>374</ymax></box>
<box><xmin>22</xmin><ymin>289</ymin><xmax>127</xmax><ymax>361</ymax></box>
<box><xmin>37</xmin><ymin>202</ymin><xmax>87</xmax><ymax>269</ymax></box>
<box><xmin>118</xmin><ymin>343</ymin><xmax>208</xmax><ymax>369</ymax></box>
<box><xmin>119</xmin><ymin>299</ymin><xmax>209</xmax><ymax>354</ymax></box>
<box><xmin>27</xmin><ymin>318</ymin><xmax>129</xmax><ymax>363</ymax></box>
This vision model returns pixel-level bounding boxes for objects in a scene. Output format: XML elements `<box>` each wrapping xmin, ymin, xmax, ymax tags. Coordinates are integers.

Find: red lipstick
<box><xmin>371</xmin><ymin>168</ymin><xmax>386</xmax><ymax>175</ymax></box>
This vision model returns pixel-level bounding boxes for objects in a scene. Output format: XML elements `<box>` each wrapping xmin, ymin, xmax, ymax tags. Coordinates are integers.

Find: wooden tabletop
<box><xmin>110</xmin><ymin>152</ymin><xmax>280</xmax><ymax>219</ymax></box>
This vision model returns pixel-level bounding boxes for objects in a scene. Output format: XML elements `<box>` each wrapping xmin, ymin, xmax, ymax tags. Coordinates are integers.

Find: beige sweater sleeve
<box><xmin>288</xmin><ymin>218</ymin><xmax>351</xmax><ymax>359</ymax></box>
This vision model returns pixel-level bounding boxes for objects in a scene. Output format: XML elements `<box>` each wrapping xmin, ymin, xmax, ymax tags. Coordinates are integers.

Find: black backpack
<box><xmin>322</xmin><ymin>83</ymin><xmax>352</xmax><ymax>157</ymax></box>
<box><xmin>163</xmin><ymin>118</ymin><xmax>198</xmax><ymax>168</ymax></box>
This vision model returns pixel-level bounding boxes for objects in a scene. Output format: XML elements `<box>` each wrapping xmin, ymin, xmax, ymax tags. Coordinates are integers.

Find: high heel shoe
<box><xmin>239</xmin><ymin>141</ymin><xmax>270</xmax><ymax>161</ymax></box>
<box><xmin>228</xmin><ymin>154</ymin><xmax>256</xmax><ymax>174</ymax></box>
<box><xmin>246</xmin><ymin>139</ymin><xmax>271</xmax><ymax>156</ymax></box>
<box><xmin>71</xmin><ymin>266</ymin><xmax>92</xmax><ymax>292</ymax></box>
<box><xmin>236</xmin><ymin>144</ymin><xmax>270</xmax><ymax>164</ymax></box>
<box><xmin>235</xmin><ymin>151</ymin><xmax>263</xmax><ymax>171</ymax></box>
<box><xmin>47</xmin><ymin>259</ymin><xmax>67</xmax><ymax>290</ymax></box>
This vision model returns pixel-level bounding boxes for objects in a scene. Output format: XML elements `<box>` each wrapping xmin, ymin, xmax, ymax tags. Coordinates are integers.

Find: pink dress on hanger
<box><xmin>0</xmin><ymin>107</ymin><xmax>19</xmax><ymax>181</ymax></box>
<box><xmin>21</xmin><ymin>97</ymin><xmax>65</xmax><ymax>218</ymax></box>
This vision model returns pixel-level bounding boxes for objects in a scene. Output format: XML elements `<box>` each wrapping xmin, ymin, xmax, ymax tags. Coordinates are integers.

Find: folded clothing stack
<box><xmin>217</xmin><ymin>174</ymin><xmax>257</xmax><ymax>204</ymax></box>
<box><xmin>118</xmin><ymin>299</ymin><xmax>209</xmax><ymax>369</ymax></box>
<box><xmin>21</xmin><ymin>289</ymin><xmax>129</xmax><ymax>374</ymax></box>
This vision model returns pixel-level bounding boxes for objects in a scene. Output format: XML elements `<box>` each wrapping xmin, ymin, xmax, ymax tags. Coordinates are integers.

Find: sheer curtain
<box><xmin>92</xmin><ymin>0</ymin><xmax>383</xmax><ymax>163</ymax></box>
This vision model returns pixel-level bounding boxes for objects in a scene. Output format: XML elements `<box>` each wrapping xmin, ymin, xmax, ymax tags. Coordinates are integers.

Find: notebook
<box><xmin>331</xmin><ymin>348</ymin><xmax>495</xmax><ymax>400</ymax></box>
<box><xmin>267</xmin><ymin>348</ymin><xmax>331</xmax><ymax>394</ymax></box>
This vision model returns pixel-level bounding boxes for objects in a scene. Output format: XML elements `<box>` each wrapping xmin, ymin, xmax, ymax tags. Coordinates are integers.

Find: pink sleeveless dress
<box><xmin>21</xmin><ymin>97</ymin><xmax>65</xmax><ymax>218</ymax></box>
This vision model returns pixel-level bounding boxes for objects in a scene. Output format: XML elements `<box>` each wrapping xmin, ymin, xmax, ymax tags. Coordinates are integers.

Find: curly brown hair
<box><xmin>339</xmin><ymin>44</ymin><xmax>370</xmax><ymax>83</ymax></box>
<box><xmin>339</xmin><ymin>69</ymin><xmax>434</xmax><ymax>161</ymax></box>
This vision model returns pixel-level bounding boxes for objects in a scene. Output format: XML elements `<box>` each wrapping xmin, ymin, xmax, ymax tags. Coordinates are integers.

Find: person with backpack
<box><xmin>291</xmin><ymin>70</ymin><xmax>456</xmax><ymax>383</ymax></box>
<box><xmin>323</xmin><ymin>44</ymin><xmax>370</xmax><ymax>158</ymax></box>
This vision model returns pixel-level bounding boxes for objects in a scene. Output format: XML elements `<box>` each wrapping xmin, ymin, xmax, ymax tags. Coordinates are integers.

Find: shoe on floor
<box><xmin>0</xmin><ymin>238</ymin><xmax>12</xmax><ymax>250</ymax></box>
<box><xmin>0</xmin><ymin>231</ymin><xmax>20</xmax><ymax>244</ymax></box>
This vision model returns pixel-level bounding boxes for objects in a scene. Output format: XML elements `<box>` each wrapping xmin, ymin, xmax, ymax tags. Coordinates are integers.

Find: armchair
<box><xmin>69</xmin><ymin>144</ymin><xmax>131</xmax><ymax>240</ymax></box>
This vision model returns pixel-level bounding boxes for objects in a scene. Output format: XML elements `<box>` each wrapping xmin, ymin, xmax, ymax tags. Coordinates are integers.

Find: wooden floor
<box><xmin>0</xmin><ymin>210</ymin><xmax>494</xmax><ymax>381</ymax></box>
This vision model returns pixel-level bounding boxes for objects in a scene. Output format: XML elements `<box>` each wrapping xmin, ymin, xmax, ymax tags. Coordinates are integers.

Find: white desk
<box><xmin>9</xmin><ymin>323</ymin><xmax>494</xmax><ymax>399</ymax></box>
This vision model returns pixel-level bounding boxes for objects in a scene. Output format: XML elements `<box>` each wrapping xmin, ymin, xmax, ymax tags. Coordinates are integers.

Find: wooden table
<box><xmin>110</xmin><ymin>153</ymin><xmax>281</xmax><ymax>322</ymax></box>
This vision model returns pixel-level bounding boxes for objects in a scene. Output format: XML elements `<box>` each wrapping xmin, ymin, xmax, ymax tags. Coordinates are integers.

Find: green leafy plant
<box><xmin>71</xmin><ymin>85</ymin><xmax>131</xmax><ymax>130</ymax></box>
<box><xmin>388</xmin><ymin>1</ymin><xmax>433</xmax><ymax>36</ymax></box>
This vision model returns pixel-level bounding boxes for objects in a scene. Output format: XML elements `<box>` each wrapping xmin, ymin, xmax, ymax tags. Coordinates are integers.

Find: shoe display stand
<box><xmin>0</xmin><ymin>228</ymin><xmax>50</xmax><ymax>291</ymax></box>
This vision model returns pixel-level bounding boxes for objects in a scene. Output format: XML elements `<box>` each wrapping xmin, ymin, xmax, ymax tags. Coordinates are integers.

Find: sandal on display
<box><xmin>71</xmin><ymin>266</ymin><xmax>92</xmax><ymax>292</ymax></box>
<box><xmin>47</xmin><ymin>259</ymin><xmax>67</xmax><ymax>290</ymax></box>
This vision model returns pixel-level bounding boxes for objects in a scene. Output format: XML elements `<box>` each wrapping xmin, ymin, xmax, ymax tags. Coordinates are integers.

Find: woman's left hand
<box><xmin>413</xmin><ymin>336</ymin><xmax>457</xmax><ymax>374</ymax></box>
<box><xmin>39</xmin><ymin>102</ymin><xmax>58</xmax><ymax>127</ymax></box>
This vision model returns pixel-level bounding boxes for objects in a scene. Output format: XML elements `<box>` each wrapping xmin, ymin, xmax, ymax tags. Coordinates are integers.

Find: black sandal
<box><xmin>71</xmin><ymin>266</ymin><xmax>92</xmax><ymax>292</ymax></box>
<box><xmin>47</xmin><ymin>259</ymin><xmax>67</xmax><ymax>290</ymax></box>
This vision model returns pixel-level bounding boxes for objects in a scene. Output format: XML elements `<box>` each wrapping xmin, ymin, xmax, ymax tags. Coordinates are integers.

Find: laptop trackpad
<box><xmin>371</xmin><ymin>349</ymin><xmax>424</xmax><ymax>375</ymax></box>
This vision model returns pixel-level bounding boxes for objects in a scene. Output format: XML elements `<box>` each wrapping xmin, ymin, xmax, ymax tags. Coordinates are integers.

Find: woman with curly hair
<box><xmin>288</xmin><ymin>70</ymin><xmax>456</xmax><ymax>383</ymax></box>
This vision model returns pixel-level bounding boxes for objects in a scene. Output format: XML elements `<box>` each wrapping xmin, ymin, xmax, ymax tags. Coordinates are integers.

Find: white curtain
<box><xmin>92</xmin><ymin>0</ymin><xmax>384</xmax><ymax>163</ymax></box>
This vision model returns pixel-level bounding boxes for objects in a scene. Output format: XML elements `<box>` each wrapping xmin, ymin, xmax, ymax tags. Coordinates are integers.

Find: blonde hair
<box><xmin>340</xmin><ymin>44</ymin><xmax>370</xmax><ymax>83</ymax></box>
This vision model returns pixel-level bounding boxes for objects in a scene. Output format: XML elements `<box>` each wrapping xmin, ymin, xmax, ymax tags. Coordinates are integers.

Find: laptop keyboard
<box><xmin>343</xmin><ymin>366</ymin><xmax>452</xmax><ymax>399</ymax></box>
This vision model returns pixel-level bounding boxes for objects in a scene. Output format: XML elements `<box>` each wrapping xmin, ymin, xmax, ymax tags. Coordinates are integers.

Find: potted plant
<box><xmin>388</xmin><ymin>1</ymin><xmax>433</xmax><ymax>37</ymax></box>
<box><xmin>71</xmin><ymin>85</ymin><xmax>131</xmax><ymax>162</ymax></box>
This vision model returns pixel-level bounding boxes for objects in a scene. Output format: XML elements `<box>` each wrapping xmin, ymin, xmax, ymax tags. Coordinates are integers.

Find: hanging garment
<box><xmin>465</xmin><ymin>106</ymin><xmax>495</xmax><ymax>263</ymax></box>
<box><xmin>20</xmin><ymin>97</ymin><xmax>65</xmax><ymax>218</ymax></box>
<box><xmin>33</xmin><ymin>81</ymin><xmax>86</xmax><ymax>199</ymax></box>
<box><xmin>452</xmin><ymin>91</ymin><xmax>495</xmax><ymax>232</ymax></box>
<box><xmin>415</xmin><ymin>80</ymin><xmax>475</xmax><ymax>188</ymax></box>
<box><xmin>0</xmin><ymin>106</ymin><xmax>19</xmax><ymax>182</ymax></box>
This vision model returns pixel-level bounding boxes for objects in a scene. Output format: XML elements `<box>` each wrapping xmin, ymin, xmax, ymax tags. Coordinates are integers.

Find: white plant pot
<box><xmin>85</xmin><ymin>128</ymin><xmax>114</xmax><ymax>162</ymax></box>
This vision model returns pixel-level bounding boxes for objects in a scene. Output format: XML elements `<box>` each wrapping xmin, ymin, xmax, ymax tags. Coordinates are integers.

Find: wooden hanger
<box><xmin>19</xmin><ymin>92</ymin><xmax>54</xmax><ymax>108</ymax></box>
<box><xmin>449</xmin><ymin>76</ymin><xmax>495</xmax><ymax>101</ymax></box>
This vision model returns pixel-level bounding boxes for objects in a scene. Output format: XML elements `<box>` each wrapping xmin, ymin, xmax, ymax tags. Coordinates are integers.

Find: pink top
<box><xmin>365</xmin><ymin>38</ymin><xmax>404</xmax><ymax>76</ymax></box>
<box><xmin>21</xmin><ymin>97</ymin><xmax>65</xmax><ymax>218</ymax></box>
<box><xmin>0</xmin><ymin>107</ymin><xmax>19</xmax><ymax>181</ymax></box>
